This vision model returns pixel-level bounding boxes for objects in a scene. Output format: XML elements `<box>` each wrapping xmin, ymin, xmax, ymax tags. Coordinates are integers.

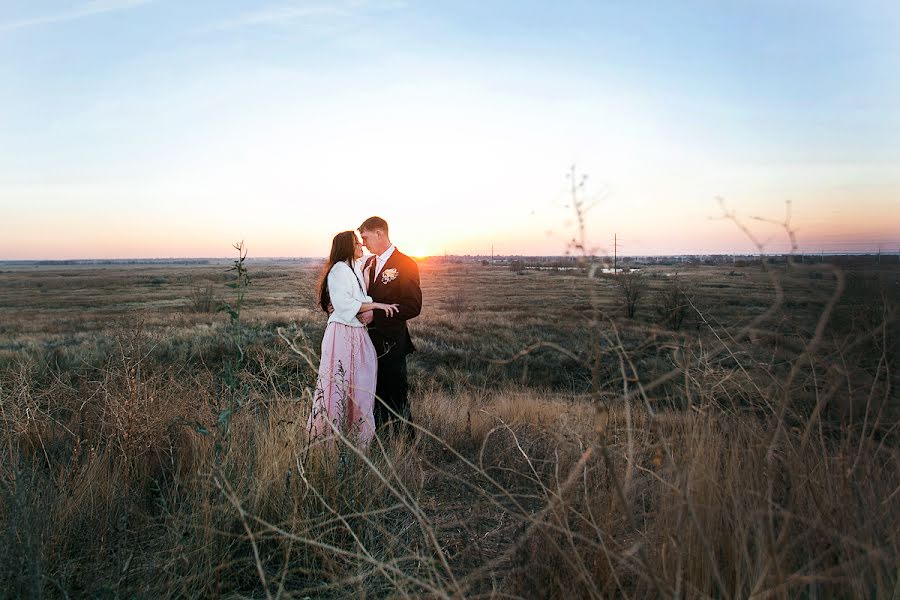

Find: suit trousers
<box><xmin>374</xmin><ymin>350</ymin><xmax>411</xmax><ymax>434</ymax></box>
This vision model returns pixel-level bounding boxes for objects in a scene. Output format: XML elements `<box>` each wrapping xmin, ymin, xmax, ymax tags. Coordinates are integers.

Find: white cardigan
<box><xmin>327</xmin><ymin>260</ymin><xmax>372</xmax><ymax>327</ymax></box>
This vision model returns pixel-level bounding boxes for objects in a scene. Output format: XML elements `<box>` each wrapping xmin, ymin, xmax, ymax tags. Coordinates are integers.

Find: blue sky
<box><xmin>1</xmin><ymin>0</ymin><xmax>898</xmax><ymax>258</ymax></box>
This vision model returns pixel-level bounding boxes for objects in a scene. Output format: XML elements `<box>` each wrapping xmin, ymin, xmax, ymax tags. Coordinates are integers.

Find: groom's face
<box><xmin>359</xmin><ymin>228</ymin><xmax>387</xmax><ymax>255</ymax></box>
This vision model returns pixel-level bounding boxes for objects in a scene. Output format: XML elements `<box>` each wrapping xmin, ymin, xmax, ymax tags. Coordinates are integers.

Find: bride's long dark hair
<box><xmin>318</xmin><ymin>230</ymin><xmax>358</xmax><ymax>313</ymax></box>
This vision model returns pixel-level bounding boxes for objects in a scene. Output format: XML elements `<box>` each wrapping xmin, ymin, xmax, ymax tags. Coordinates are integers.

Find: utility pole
<box><xmin>612</xmin><ymin>233</ymin><xmax>622</xmax><ymax>274</ymax></box>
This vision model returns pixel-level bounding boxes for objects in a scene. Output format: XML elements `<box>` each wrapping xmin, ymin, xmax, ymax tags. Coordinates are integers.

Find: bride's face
<box><xmin>353</xmin><ymin>237</ymin><xmax>363</xmax><ymax>260</ymax></box>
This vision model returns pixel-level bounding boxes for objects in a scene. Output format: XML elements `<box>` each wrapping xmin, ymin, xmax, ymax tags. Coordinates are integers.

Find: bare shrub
<box><xmin>615</xmin><ymin>270</ymin><xmax>646</xmax><ymax>318</ymax></box>
<box><xmin>655</xmin><ymin>273</ymin><xmax>694</xmax><ymax>330</ymax></box>
<box><xmin>445</xmin><ymin>288</ymin><xmax>467</xmax><ymax>316</ymax></box>
<box><xmin>188</xmin><ymin>280</ymin><xmax>219</xmax><ymax>313</ymax></box>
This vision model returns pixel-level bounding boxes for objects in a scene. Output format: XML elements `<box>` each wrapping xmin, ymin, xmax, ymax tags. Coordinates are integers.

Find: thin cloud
<box><xmin>207</xmin><ymin>0</ymin><xmax>406</xmax><ymax>31</ymax></box>
<box><xmin>0</xmin><ymin>0</ymin><xmax>154</xmax><ymax>32</ymax></box>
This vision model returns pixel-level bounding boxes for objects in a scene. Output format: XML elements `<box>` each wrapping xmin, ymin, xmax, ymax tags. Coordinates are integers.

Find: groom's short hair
<box><xmin>359</xmin><ymin>216</ymin><xmax>389</xmax><ymax>235</ymax></box>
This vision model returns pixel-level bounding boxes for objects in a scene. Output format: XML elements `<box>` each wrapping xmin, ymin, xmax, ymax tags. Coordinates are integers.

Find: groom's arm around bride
<box><xmin>365</xmin><ymin>250</ymin><xmax>421</xmax><ymax>354</ymax></box>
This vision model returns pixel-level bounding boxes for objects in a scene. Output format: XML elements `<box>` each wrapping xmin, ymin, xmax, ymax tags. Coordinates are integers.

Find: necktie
<box><xmin>367</xmin><ymin>256</ymin><xmax>376</xmax><ymax>287</ymax></box>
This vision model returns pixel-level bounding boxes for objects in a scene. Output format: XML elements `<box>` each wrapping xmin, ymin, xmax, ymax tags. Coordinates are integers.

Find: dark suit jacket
<box><xmin>365</xmin><ymin>249</ymin><xmax>422</xmax><ymax>357</ymax></box>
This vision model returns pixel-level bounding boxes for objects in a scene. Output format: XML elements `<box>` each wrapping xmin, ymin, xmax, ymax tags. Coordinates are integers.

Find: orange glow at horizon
<box><xmin>3</xmin><ymin>202</ymin><xmax>898</xmax><ymax>260</ymax></box>
<box><xmin>3</xmin><ymin>169</ymin><xmax>898</xmax><ymax>260</ymax></box>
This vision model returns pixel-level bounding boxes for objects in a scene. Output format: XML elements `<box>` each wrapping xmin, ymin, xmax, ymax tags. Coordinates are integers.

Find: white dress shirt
<box><xmin>327</xmin><ymin>260</ymin><xmax>372</xmax><ymax>327</ymax></box>
<box><xmin>373</xmin><ymin>245</ymin><xmax>396</xmax><ymax>277</ymax></box>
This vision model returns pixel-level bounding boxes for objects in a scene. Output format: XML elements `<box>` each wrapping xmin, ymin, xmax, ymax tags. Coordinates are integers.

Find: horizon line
<box><xmin>2</xmin><ymin>249</ymin><xmax>899</xmax><ymax>263</ymax></box>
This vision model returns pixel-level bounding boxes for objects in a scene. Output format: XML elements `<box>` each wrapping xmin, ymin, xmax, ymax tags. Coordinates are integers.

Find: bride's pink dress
<box><xmin>307</xmin><ymin>321</ymin><xmax>377</xmax><ymax>449</ymax></box>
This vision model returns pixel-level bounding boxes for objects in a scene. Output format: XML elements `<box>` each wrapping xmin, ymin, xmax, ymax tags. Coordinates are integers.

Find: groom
<box><xmin>358</xmin><ymin>216</ymin><xmax>422</xmax><ymax>435</ymax></box>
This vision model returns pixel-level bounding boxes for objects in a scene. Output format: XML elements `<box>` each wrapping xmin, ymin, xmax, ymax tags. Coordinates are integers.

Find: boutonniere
<box><xmin>381</xmin><ymin>268</ymin><xmax>399</xmax><ymax>284</ymax></box>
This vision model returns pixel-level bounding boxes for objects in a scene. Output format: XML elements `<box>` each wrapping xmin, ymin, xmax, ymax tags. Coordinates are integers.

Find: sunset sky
<box><xmin>1</xmin><ymin>0</ymin><xmax>898</xmax><ymax>259</ymax></box>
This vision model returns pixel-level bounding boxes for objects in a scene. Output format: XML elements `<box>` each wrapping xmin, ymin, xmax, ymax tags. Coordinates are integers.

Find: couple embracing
<box><xmin>307</xmin><ymin>216</ymin><xmax>422</xmax><ymax>449</ymax></box>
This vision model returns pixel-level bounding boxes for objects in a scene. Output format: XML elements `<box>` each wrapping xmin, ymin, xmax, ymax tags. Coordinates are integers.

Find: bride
<box><xmin>307</xmin><ymin>230</ymin><xmax>398</xmax><ymax>449</ymax></box>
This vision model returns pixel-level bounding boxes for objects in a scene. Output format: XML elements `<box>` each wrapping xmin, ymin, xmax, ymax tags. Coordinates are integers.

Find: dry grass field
<box><xmin>0</xmin><ymin>257</ymin><xmax>897</xmax><ymax>598</ymax></box>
